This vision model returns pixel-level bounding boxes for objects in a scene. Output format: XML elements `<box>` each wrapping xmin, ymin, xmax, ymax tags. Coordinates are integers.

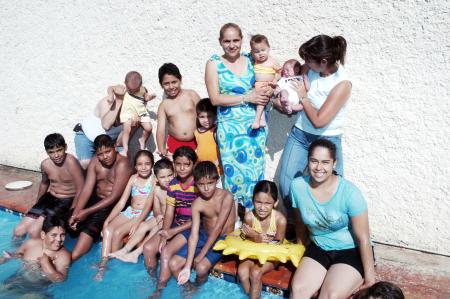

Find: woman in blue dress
<box><xmin>205</xmin><ymin>23</ymin><xmax>271</xmax><ymax>209</ymax></box>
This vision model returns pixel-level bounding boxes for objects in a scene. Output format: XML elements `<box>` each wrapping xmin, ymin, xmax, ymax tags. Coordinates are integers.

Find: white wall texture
<box><xmin>0</xmin><ymin>1</ymin><xmax>449</xmax><ymax>255</ymax></box>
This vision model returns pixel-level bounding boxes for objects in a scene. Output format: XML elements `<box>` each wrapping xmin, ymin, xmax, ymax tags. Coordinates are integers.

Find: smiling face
<box><xmin>197</xmin><ymin>111</ymin><xmax>215</xmax><ymax>130</ymax></box>
<box><xmin>135</xmin><ymin>155</ymin><xmax>153</xmax><ymax>179</ymax></box>
<box><xmin>196</xmin><ymin>176</ymin><xmax>217</xmax><ymax>199</ymax></box>
<box><xmin>160</xmin><ymin>74</ymin><xmax>182</xmax><ymax>99</ymax></box>
<box><xmin>96</xmin><ymin>146</ymin><xmax>117</xmax><ymax>168</ymax></box>
<box><xmin>155</xmin><ymin>168</ymin><xmax>174</xmax><ymax>189</ymax></box>
<box><xmin>253</xmin><ymin>192</ymin><xmax>276</xmax><ymax>220</ymax></box>
<box><xmin>251</xmin><ymin>42</ymin><xmax>270</xmax><ymax>64</ymax></box>
<box><xmin>41</xmin><ymin>226</ymin><xmax>66</xmax><ymax>251</ymax></box>
<box><xmin>46</xmin><ymin>145</ymin><xmax>67</xmax><ymax>166</ymax></box>
<box><xmin>308</xmin><ymin>146</ymin><xmax>336</xmax><ymax>184</ymax></box>
<box><xmin>174</xmin><ymin>156</ymin><xmax>194</xmax><ymax>181</ymax></box>
<box><xmin>219</xmin><ymin>27</ymin><xmax>243</xmax><ymax>59</ymax></box>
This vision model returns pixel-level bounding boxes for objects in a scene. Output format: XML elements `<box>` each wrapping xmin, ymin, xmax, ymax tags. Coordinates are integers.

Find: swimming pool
<box><xmin>0</xmin><ymin>210</ymin><xmax>280</xmax><ymax>298</ymax></box>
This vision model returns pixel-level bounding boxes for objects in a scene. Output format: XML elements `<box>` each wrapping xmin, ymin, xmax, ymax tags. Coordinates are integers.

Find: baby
<box><xmin>278</xmin><ymin>59</ymin><xmax>304</xmax><ymax>114</ymax></box>
<box><xmin>250</xmin><ymin>34</ymin><xmax>281</xmax><ymax>129</ymax></box>
<box><xmin>119</xmin><ymin>71</ymin><xmax>156</xmax><ymax>156</ymax></box>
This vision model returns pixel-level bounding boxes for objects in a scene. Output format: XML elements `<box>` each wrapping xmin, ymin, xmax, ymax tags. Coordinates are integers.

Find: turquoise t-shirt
<box><xmin>290</xmin><ymin>176</ymin><xmax>367</xmax><ymax>250</ymax></box>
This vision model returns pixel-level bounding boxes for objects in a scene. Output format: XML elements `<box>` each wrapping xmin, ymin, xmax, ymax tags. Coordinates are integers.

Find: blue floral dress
<box><xmin>211</xmin><ymin>53</ymin><xmax>267</xmax><ymax>208</ymax></box>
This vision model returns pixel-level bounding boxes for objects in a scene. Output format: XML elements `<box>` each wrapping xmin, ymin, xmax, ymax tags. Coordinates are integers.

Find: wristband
<box><xmin>241</xmin><ymin>93</ymin><xmax>250</xmax><ymax>105</ymax></box>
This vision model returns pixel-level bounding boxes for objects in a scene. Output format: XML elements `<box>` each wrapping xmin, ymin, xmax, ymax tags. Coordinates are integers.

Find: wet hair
<box><xmin>42</xmin><ymin>215</ymin><xmax>66</xmax><ymax>233</ymax></box>
<box><xmin>250</xmin><ymin>34</ymin><xmax>270</xmax><ymax>48</ymax></box>
<box><xmin>193</xmin><ymin>161</ymin><xmax>219</xmax><ymax>182</ymax></box>
<box><xmin>124</xmin><ymin>71</ymin><xmax>143</xmax><ymax>89</ymax></box>
<box><xmin>158</xmin><ymin>63</ymin><xmax>182</xmax><ymax>84</ymax></box>
<box><xmin>196</xmin><ymin>98</ymin><xmax>217</xmax><ymax>116</ymax></box>
<box><xmin>134</xmin><ymin>150</ymin><xmax>154</xmax><ymax>168</ymax></box>
<box><xmin>354</xmin><ymin>281</ymin><xmax>405</xmax><ymax>299</ymax></box>
<box><xmin>308</xmin><ymin>139</ymin><xmax>337</xmax><ymax>161</ymax></box>
<box><xmin>153</xmin><ymin>158</ymin><xmax>174</xmax><ymax>176</ymax></box>
<box><xmin>173</xmin><ymin>146</ymin><xmax>198</xmax><ymax>164</ymax></box>
<box><xmin>44</xmin><ymin>133</ymin><xmax>66</xmax><ymax>150</ymax></box>
<box><xmin>93</xmin><ymin>134</ymin><xmax>115</xmax><ymax>151</ymax></box>
<box><xmin>253</xmin><ymin>180</ymin><xmax>278</xmax><ymax>202</ymax></box>
<box><xmin>299</xmin><ymin>35</ymin><xmax>347</xmax><ymax>66</ymax></box>
<box><xmin>219</xmin><ymin>23</ymin><xmax>243</xmax><ymax>41</ymax></box>
<box><xmin>283</xmin><ymin>59</ymin><xmax>302</xmax><ymax>75</ymax></box>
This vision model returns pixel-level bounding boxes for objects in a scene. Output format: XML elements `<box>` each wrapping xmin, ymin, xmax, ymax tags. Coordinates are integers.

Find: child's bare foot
<box><xmin>251</xmin><ymin>121</ymin><xmax>260</xmax><ymax>129</ymax></box>
<box><xmin>116</xmin><ymin>251</ymin><xmax>140</xmax><ymax>263</ymax></box>
<box><xmin>94</xmin><ymin>258</ymin><xmax>108</xmax><ymax>281</ymax></box>
<box><xmin>109</xmin><ymin>247</ymin><xmax>129</xmax><ymax>259</ymax></box>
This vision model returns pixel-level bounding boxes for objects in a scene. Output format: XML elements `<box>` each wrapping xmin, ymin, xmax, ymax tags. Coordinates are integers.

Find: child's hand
<box><xmin>158</xmin><ymin>237</ymin><xmax>167</xmax><ymax>253</ymax></box>
<box><xmin>177</xmin><ymin>267</ymin><xmax>191</xmax><ymax>285</ymax></box>
<box><xmin>241</xmin><ymin>224</ymin><xmax>262</xmax><ymax>242</ymax></box>
<box><xmin>156</xmin><ymin>215</ymin><xmax>164</xmax><ymax>224</ymax></box>
<box><xmin>144</xmin><ymin>92</ymin><xmax>156</xmax><ymax>102</ymax></box>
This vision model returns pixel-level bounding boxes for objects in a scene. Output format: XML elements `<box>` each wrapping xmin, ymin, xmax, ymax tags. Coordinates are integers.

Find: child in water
<box><xmin>238</xmin><ymin>180</ymin><xmax>287</xmax><ymax>299</ymax></box>
<box><xmin>194</xmin><ymin>98</ymin><xmax>222</xmax><ymax>176</ymax></box>
<box><xmin>95</xmin><ymin>150</ymin><xmax>155</xmax><ymax>280</ymax></box>
<box><xmin>250</xmin><ymin>34</ymin><xmax>281</xmax><ymax>129</ymax></box>
<box><xmin>110</xmin><ymin>158</ymin><xmax>175</xmax><ymax>263</ymax></box>
<box><xmin>119</xmin><ymin>71</ymin><xmax>156</xmax><ymax>157</ymax></box>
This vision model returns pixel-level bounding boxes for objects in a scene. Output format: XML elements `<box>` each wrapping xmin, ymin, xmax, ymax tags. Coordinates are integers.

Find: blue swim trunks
<box><xmin>176</xmin><ymin>227</ymin><xmax>225</xmax><ymax>266</ymax></box>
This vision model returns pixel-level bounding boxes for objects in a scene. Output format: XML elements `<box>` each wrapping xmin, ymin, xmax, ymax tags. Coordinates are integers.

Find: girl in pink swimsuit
<box><xmin>94</xmin><ymin>150</ymin><xmax>156</xmax><ymax>280</ymax></box>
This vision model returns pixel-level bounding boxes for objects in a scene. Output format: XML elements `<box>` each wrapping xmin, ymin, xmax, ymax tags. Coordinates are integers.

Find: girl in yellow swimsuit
<box><xmin>250</xmin><ymin>34</ymin><xmax>282</xmax><ymax>129</ymax></box>
<box><xmin>238</xmin><ymin>180</ymin><xmax>287</xmax><ymax>299</ymax></box>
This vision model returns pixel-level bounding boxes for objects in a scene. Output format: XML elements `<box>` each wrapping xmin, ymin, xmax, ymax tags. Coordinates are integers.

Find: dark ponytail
<box><xmin>299</xmin><ymin>35</ymin><xmax>347</xmax><ymax>66</ymax></box>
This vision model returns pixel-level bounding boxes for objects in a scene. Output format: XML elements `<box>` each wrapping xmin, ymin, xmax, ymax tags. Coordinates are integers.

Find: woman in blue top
<box><xmin>290</xmin><ymin>139</ymin><xmax>375</xmax><ymax>298</ymax></box>
<box><xmin>276</xmin><ymin>35</ymin><xmax>351</xmax><ymax>221</ymax></box>
<box><xmin>205</xmin><ymin>23</ymin><xmax>271</xmax><ymax>209</ymax></box>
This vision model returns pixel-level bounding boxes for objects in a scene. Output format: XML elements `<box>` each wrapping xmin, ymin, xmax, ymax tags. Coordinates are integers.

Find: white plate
<box><xmin>5</xmin><ymin>180</ymin><xmax>33</xmax><ymax>191</ymax></box>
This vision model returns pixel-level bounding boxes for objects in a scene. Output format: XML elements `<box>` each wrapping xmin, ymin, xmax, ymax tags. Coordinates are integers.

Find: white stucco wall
<box><xmin>0</xmin><ymin>1</ymin><xmax>449</xmax><ymax>255</ymax></box>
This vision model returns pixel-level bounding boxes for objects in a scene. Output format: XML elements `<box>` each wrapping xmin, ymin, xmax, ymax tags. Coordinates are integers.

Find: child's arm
<box><xmin>0</xmin><ymin>241</ymin><xmax>27</xmax><ymax>264</ymax></box>
<box><xmin>271</xmin><ymin>60</ymin><xmax>283</xmax><ymax>85</ymax></box>
<box><xmin>37</xmin><ymin>161</ymin><xmax>51</xmax><ymax>200</ymax></box>
<box><xmin>241</xmin><ymin>212</ymin><xmax>263</xmax><ymax>243</ymax></box>
<box><xmin>69</xmin><ymin>159</ymin><xmax>96</xmax><ymax>227</ymax></box>
<box><xmin>272</xmin><ymin>211</ymin><xmax>287</xmax><ymax>243</ymax></box>
<box><xmin>67</xmin><ymin>156</ymin><xmax>85</xmax><ymax>210</ymax></box>
<box><xmin>103</xmin><ymin>176</ymin><xmax>134</xmax><ymax>227</ymax></box>
<box><xmin>39</xmin><ymin>251</ymin><xmax>71</xmax><ymax>282</ymax></box>
<box><xmin>156</xmin><ymin>103</ymin><xmax>169</xmax><ymax>157</ymax></box>
<box><xmin>193</xmin><ymin>193</ymin><xmax>234</xmax><ymax>265</ymax></box>
<box><xmin>177</xmin><ymin>200</ymin><xmax>202</xmax><ymax>284</ymax></box>
<box><xmin>143</xmin><ymin>87</ymin><xmax>157</xmax><ymax>103</ymax></box>
<box><xmin>293</xmin><ymin>208</ymin><xmax>308</xmax><ymax>245</ymax></box>
<box><xmin>129</xmin><ymin>178</ymin><xmax>155</xmax><ymax>236</ymax></box>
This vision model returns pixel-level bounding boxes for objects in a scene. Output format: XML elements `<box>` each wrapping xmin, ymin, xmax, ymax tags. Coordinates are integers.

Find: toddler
<box><xmin>119</xmin><ymin>71</ymin><xmax>156</xmax><ymax>156</ymax></box>
<box><xmin>278</xmin><ymin>59</ymin><xmax>304</xmax><ymax>114</ymax></box>
<box><xmin>250</xmin><ymin>34</ymin><xmax>281</xmax><ymax>129</ymax></box>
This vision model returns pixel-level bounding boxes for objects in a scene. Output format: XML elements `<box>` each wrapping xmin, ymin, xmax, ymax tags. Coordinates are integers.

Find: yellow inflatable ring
<box><xmin>213</xmin><ymin>235</ymin><xmax>305</xmax><ymax>267</ymax></box>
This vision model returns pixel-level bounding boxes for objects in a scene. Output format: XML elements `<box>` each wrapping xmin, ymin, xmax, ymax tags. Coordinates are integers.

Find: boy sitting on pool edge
<box><xmin>175</xmin><ymin>161</ymin><xmax>236</xmax><ymax>287</ymax></box>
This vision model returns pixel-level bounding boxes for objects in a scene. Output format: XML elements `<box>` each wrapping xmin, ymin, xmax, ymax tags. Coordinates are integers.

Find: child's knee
<box><xmin>195</xmin><ymin>262</ymin><xmax>211</xmax><ymax>278</ymax></box>
<box><xmin>249</xmin><ymin>267</ymin><xmax>263</xmax><ymax>283</ymax></box>
<box><xmin>143</xmin><ymin>240</ymin><xmax>156</xmax><ymax>255</ymax></box>
<box><xmin>13</xmin><ymin>223</ymin><xmax>27</xmax><ymax>236</ymax></box>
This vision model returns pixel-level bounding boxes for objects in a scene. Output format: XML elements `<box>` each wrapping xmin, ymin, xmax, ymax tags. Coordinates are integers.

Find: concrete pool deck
<box><xmin>0</xmin><ymin>164</ymin><xmax>449</xmax><ymax>298</ymax></box>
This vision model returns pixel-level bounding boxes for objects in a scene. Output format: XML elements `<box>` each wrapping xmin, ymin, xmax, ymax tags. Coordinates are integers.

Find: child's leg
<box><xmin>193</xmin><ymin>258</ymin><xmax>213</xmax><ymax>285</ymax></box>
<box><xmin>27</xmin><ymin>216</ymin><xmax>45</xmax><ymax>239</ymax></box>
<box><xmin>101</xmin><ymin>215</ymin><xmax>129</xmax><ymax>258</ymax></box>
<box><xmin>280</xmin><ymin>89</ymin><xmax>292</xmax><ymax>114</ymax></box>
<box><xmin>121</xmin><ymin>120</ymin><xmax>133</xmax><ymax>157</ymax></box>
<box><xmin>143</xmin><ymin>234</ymin><xmax>162</xmax><ymax>273</ymax></box>
<box><xmin>251</xmin><ymin>105</ymin><xmax>265</xmax><ymax>129</ymax></box>
<box><xmin>139</xmin><ymin>122</ymin><xmax>152</xmax><ymax>150</ymax></box>
<box><xmin>111</xmin><ymin>218</ymin><xmax>156</xmax><ymax>257</ymax></box>
<box><xmin>13</xmin><ymin>217</ymin><xmax>36</xmax><ymax>238</ymax></box>
<box><xmin>110</xmin><ymin>218</ymin><xmax>140</xmax><ymax>252</ymax></box>
<box><xmin>160</xmin><ymin>234</ymin><xmax>187</xmax><ymax>286</ymax></box>
<box><xmin>249</xmin><ymin>262</ymin><xmax>276</xmax><ymax>299</ymax></box>
<box><xmin>238</xmin><ymin>260</ymin><xmax>254</xmax><ymax>295</ymax></box>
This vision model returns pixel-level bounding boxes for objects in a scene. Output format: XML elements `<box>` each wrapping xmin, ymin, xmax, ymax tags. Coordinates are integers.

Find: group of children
<box><xmin>2</xmin><ymin>33</ymin><xmax>315</xmax><ymax>298</ymax></box>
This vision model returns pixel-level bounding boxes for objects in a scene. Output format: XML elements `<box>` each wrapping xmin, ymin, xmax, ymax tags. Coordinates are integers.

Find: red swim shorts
<box><xmin>167</xmin><ymin>135</ymin><xmax>197</xmax><ymax>154</ymax></box>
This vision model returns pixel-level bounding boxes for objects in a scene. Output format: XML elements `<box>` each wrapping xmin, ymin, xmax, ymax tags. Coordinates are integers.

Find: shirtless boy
<box><xmin>13</xmin><ymin>133</ymin><xmax>84</xmax><ymax>239</ymax></box>
<box><xmin>156</xmin><ymin>63</ymin><xmax>201</xmax><ymax>158</ymax></box>
<box><xmin>176</xmin><ymin>161</ymin><xmax>235</xmax><ymax>287</ymax></box>
<box><xmin>2</xmin><ymin>216</ymin><xmax>71</xmax><ymax>283</ymax></box>
<box><xmin>69</xmin><ymin>134</ymin><xmax>132</xmax><ymax>261</ymax></box>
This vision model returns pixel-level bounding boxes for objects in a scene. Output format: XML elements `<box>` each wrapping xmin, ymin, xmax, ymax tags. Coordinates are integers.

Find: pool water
<box><xmin>0</xmin><ymin>211</ymin><xmax>280</xmax><ymax>299</ymax></box>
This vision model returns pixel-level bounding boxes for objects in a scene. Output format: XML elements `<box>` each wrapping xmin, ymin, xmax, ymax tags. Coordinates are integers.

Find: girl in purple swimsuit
<box><xmin>94</xmin><ymin>150</ymin><xmax>156</xmax><ymax>280</ymax></box>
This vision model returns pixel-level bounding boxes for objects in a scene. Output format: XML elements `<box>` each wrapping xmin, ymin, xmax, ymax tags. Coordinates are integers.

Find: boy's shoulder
<box><xmin>55</xmin><ymin>247</ymin><xmax>71</xmax><ymax>261</ymax></box>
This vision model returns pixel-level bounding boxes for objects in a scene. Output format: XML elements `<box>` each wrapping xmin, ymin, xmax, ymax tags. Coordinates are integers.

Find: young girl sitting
<box><xmin>250</xmin><ymin>34</ymin><xmax>281</xmax><ymax>129</ymax></box>
<box><xmin>194</xmin><ymin>98</ymin><xmax>222</xmax><ymax>176</ymax></box>
<box><xmin>110</xmin><ymin>158</ymin><xmax>174</xmax><ymax>263</ymax></box>
<box><xmin>119</xmin><ymin>71</ymin><xmax>156</xmax><ymax>156</ymax></box>
<box><xmin>238</xmin><ymin>180</ymin><xmax>287</xmax><ymax>299</ymax></box>
<box><xmin>94</xmin><ymin>150</ymin><xmax>155</xmax><ymax>280</ymax></box>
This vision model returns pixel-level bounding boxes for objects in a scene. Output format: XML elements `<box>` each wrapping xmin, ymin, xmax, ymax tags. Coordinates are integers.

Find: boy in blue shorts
<box><xmin>175</xmin><ymin>161</ymin><xmax>235</xmax><ymax>287</ymax></box>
